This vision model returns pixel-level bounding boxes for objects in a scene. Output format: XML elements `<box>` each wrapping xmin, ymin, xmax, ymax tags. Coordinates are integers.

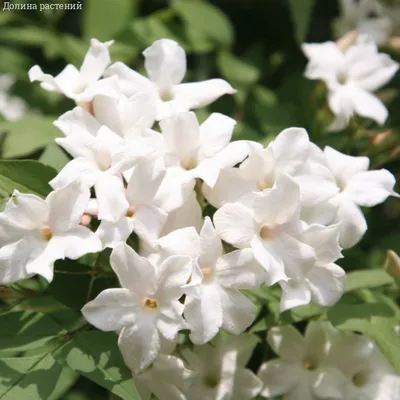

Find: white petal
<box><xmin>156</xmin><ymin>255</ymin><xmax>192</xmax><ymax>300</ymax></box>
<box><xmin>336</xmin><ymin>196</ymin><xmax>367</xmax><ymax>248</ymax></box>
<box><xmin>267</xmin><ymin>325</ymin><xmax>305</xmax><ymax>360</ymax></box>
<box><xmin>217</xmin><ymin>248</ymin><xmax>266</xmax><ymax>289</ymax></box>
<box><xmin>126</xmin><ymin>157</ymin><xmax>165</xmax><ymax>206</ymax></box>
<box><xmin>199</xmin><ymin>113</ymin><xmax>236</xmax><ymax>158</ymax></box>
<box><xmin>118</xmin><ymin>318</ymin><xmax>160</xmax><ymax>373</ymax></box>
<box><xmin>300</xmin><ymin>223</ymin><xmax>342</xmax><ymax>264</ymax></box>
<box><xmin>351</xmin><ymin>86</ymin><xmax>388</xmax><ymax>125</ymax></box>
<box><xmin>46</xmin><ymin>181</ymin><xmax>90</xmax><ymax>232</ymax></box>
<box><xmin>49</xmin><ymin>158</ymin><xmax>99</xmax><ymax>188</ymax></box>
<box><xmin>279</xmin><ymin>280</ymin><xmax>312</xmax><ymax>312</ymax></box>
<box><xmin>105</xmin><ymin>62</ymin><xmax>153</xmax><ymax>96</ymax></box>
<box><xmin>111</xmin><ymin>243</ymin><xmax>157</xmax><ymax>294</ymax></box>
<box><xmin>345</xmin><ymin>169</ymin><xmax>398</xmax><ymax>207</ymax></box>
<box><xmin>219</xmin><ymin>287</ymin><xmax>257</xmax><ymax>335</ymax></box>
<box><xmin>307</xmin><ymin>263</ymin><xmax>346</xmax><ymax>307</ymax></box>
<box><xmin>0</xmin><ymin>241</ymin><xmax>32</xmax><ymax>284</ymax></box>
<box><xmin>53</xmin><ymin>226</ymin><xmax>102</xmax><ymax>260</ymax></box>
<box><xmin>202</xmin><ymin>167</ymin><xmax>257</xmax><ymax>208</ymax></box>
<box><xmin>143</xmin><ymin>39</ymin><xmax>186</xmax><ymax>87</ymax></box>
<box><xmin>252</xmin><ymin>174</ymin><xmax>300</xmax><ymax>225</ymax></box>
<box><xmin>327</xmin><ymin>89</ymin><xmax>353</xmax><ymax>131</ymax></box>
<box><xmin>251</xmin><ymin>236</ymin><xmax>287</xmax><ymax>285</ymax></box>
<box><xmin>232</xmin><ymin>368</ymin><xmax>263</xmax><ymax>400</ymax></box>
<box><xmin>258</xmin><ymin>360</ymin><xmax>299</xmax><ymax>397</ymax></box>
<box><xmin>96</xmin><ymin>217</ymin><xmax>134</xmax><ymax>249</ymax></box>
<box><xmin>313</xmin><ymin>367</ymin><xmax>347</xmax><ymax>399</ymax></box>
<box><xmin>174</xmin><ymin>79</ymin><xmax>236</xmax><ymax>109</ymax></box>
<box><xmin>160</xmin><ymin>111</ymin><xmax>200</xmax><ymax>165</ymax></box>
<box><xmin>95</xmin><ymin>175</ymin><xmax>129</xmax><ymax>223</ymax></box>
<box><xmin>272</xmin><ymin>127</ymin><xmax>310</xmax><ymax>174</ymax></box>
<box><xmin>324</xmin><ymin>146</ymin><xmax>369</xmax><ymax>182</ymax></box>
<box><xmin>198</xmin><ymin>216</ymin><xmax>223</xmax><ymax>266</ymax></box>
<box><xmin>185</xmin><ymin>284</ymin><xmax>223</xmax><ymax>345</ymax></box>
<box><xmin>81</xmin><ymin>288</ymin><xmax>137</xmax><ymax>331</ymax></box>
<box><xmin>4</xmin><ymin>191</ymin><xmax>48</xmax><ymax>230</ymax></box>
<box><xmin>213</xmin><ymin>202</ymin><xmax>256</xmax><ymax>248</ymax></box>
<box><xmin>158</xmin><ymin>226</ymin><xmax>200</xmax><ymax>259</ymax></box>
<box><xmin>80</xmin><ymin>39</ymin><xmax>113</xmax><ymax>82</ymax></box>
<box><xmin>133</xmin><ymin>205</ymin><xmax>168</xmax><ymax>245</ymax></box>
<box><xmin>157</xmin><ymin>302</ymin><xmax>186</xmax><ymax>341</ymax></box>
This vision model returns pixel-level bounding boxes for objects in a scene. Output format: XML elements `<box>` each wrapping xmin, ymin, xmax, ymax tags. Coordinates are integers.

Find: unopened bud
<box><xmin>372</xmin><ymin>130</ymin><xmax>391</xmax><ymax>146</ymax></box>
<box><xmin>337</xmin><ymin>30</ymin><xmax>358</xmax><ymax>51</ymax></box>
<box><xmin>80</xmin><ymin>213</ymin><xmax>92</xmax><ymax>226</ymax></box>
<box><xmin>384</xmin><ymin>250</ymin><xmax>400</xmax><ymax>288</ymax></box>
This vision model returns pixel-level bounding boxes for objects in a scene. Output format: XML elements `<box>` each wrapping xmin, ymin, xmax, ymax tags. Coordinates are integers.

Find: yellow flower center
<box><xmin>125</xmin><ymin>206</ymin><xmax>136</xmax><ymax>218</ymax></box>
<box><xmin>303</xmin><ymin>358</ymin><xmax>317</xmax><ymax>371</ymax></box>
<box><xmin>144</xmin><ymin>298</ymin><xmax>158</xmax><ymax>309</ymax></box>
<box><xmin>40</xmin><ymin>225</ymin><xmax>53</xmax><ymax>241</ymax></box>
<box><xmin>201</xmin><ymin>265</ymin><xmax>215</xmax><ymax>281</ymax></box>
<box><xmin>352</xmin><ymin>371</ymin><xmax>368</xmax><ymax>387</ymax></box>
<box><xmin>260</xmin><ymin>225</ymin><xmax>275</xmax><ymax>241</ymax></box>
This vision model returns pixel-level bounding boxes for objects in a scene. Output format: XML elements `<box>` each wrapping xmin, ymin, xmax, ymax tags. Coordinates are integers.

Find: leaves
<box><xmin>344</xmin><ymin>269</ymin><xmax>394</xmax><ymax>292</ymax></box>
<box><xmin>0</xmin><ymin>160</ymin><xmax>56</xmax><ymax>198</ymax></box>
<box><xmin>328</xmin><ymin>293</ymin><xmax>400</xmax><ymax>373</ymax></box>
<box><xmin>0</xmin><ymin>116</ymin><xmax>60</xmax><ymax>159</ymax></box>
<box><xmin>55</xmin><ymin>331</ymin><xmax>140</xmax><ymax>400</ymax></box>
<box><xmin>288</xmin><ymin>0</ymin><xmax>315</xmax><ymax>44</ymax></box>
<box><xmin>84</xmin><ymin>0</ymin><xmax>137</xmax><ymax>41</ymax></box>
<box><xmin>174</xmin><ymin>0</ymin><xmax>234</xmax><ymax>49</ymax></box>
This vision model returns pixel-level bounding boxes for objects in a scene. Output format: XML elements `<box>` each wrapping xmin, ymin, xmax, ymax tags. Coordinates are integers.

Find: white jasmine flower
<box><xmin>105</xmin><ymin>39</ymin><xmax>236</xmax><ymax>120</ymax></box>
<box><xmin>324</xmin><ymin>146</ymin><xmax>398</xmax><ymax>248</ymax></box>
<box><xmin>134</xmin><ymin>354</ymin><xmax>194</xmax><ymax>400</ymax></box>
<box><xmin>258</xmin><ymin>322</ymin><xmax>334</xmax><ymax>400</ymax></box>
<box><xmin>96</xmin><ymin>157</ymin><xmax>168</xmax><ymax>248</ymax></box>
<box><xmin>315</xmin><ymin>333</ymin><xmax>400</xmax><ymax>400</ymax></box>
<box><xmin>158</xmin><ymin>217</ymin><xmax>265</xmax><ymax>344</ymax></box>
<box><xmin>92</xmin><ymin>91</ymin><xmax>156</xmax><ymax>139</ymax></box>
<box><xmin>279</xmin><ymin>223</ymin><xmax>345</xmax><ymax>311</ymax></box>
<box><xmin>204</xmin><ymin>128</ymin><xmax>337</xmax><ymax>209</ymax></box>
<box><xmin>302</xmin><ymin>35</ymin><xmax>399</xmax><ymax>131</ymax></box>
<box><xmin>29</xmin><ymin>39</ymin><xmax>119</xmax><ymax>102</ymax></box>
<box><xmin>0</xmin><ymin>74</ymin><xmax>26</xmax><ymax>121</ymax></box>
<box><xmin>335</xmin><ymin>0</ymin><xmax>392</xmax><ymax>45</ymax></box>
<box><xmin>81</xmin><ymin>242</ymin><xmax>192</xmax><ymax>373</ymax></box>
<box><xmin>0</xmin><ymin>181</ymin><xmax>101</xmax><ymax>283</ymax></box>
<box><xmin>51</xmin><ymin>125</ymin><xmax>154</xmax><ymax>222</ymax></box>
<box><xmin>182</xmin><ymin>334</ymin><xmax>263</xmax><ymax>400</ymax></box>
<box><xmin>213</xmin><ymin>174</ymin><xmax>316</xmax><ymax>285</ymax></box>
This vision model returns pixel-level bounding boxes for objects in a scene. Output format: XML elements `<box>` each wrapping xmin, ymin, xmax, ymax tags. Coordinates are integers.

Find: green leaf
<box><xmin>328</xmin><ymin>294</ymin><xmax>400</xmax><ymax>373</ymax></box>
<box><xmin>54</xmin><ymin>331</ymin><xmax>140</xmax><ymax>400</ymax></box>
<box><xmin>0</xmin><ymin>47</ymin><xmax>29</xmax><ymax>78</ymax></box>
<box><xmin>288</xmin><ymin>0</ymin><xmax>315</xmax><ymax>44</ymax></box>
<box><xmin>217</xmin><ymin>51</ymin><xmax>260</xmax><ymax>88</ymax></box>
<box><xmin>344</xmin><ymin>269</ymin><xmax>394</xmax><ymax>292</ymax></box>
<box><xmin>0</xmin><ymin>312</ymin><xmax>61</xmax><ymax>355</ymax></box>
<box><xmin>0</xmin><ymin>160</ymin><xmax>56</xmax><ymax>198</ymax></box>
<box><xmin>84</xmin><ymin>0</ymin><xmax>136</xmax><ymax>41</ymax></box>
<box><xmin>174</xmin><ymin>0</ymin><xmax>234</xmax><ymax>48</ymax></box>
<box><xmin>47</xmin><ymin>260</ymin><xmax>117</xmax><ymax>310</ymax></box>
<box><xmin>39</xmin><ymin>144</ymin><xmax>69</xmax><ymax>172</ymax></box>
<box><xmin>0</xmin><ymin>348</ymin><xmax>78</xmax><ymax>400</ymax></box>
<box><xmin>0</xmin><ymin>116</ymin><xmax>60</xmax><ymax>159</ymax></box>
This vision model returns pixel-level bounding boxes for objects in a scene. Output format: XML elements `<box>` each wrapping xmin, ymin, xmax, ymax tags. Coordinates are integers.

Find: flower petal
<box><xmin>143</xmin><ymin>39</ymin><xmax>186</xmax><ymax>87</ymax></box>
<box><xmin>198</xmin><ymin>216</ymin><xmax>223</xmax><ymax>266</ymax></box>
<box><xmin>307</xmin><ymin>263</ymin><xmax>346</xmax><ymax>307</ymax></box>
<box><xmin>0</xmin><ymin>241</ymin><xmax>32</xmax><ymax>284</ymax></box>
<box><xmin>79</xmin><ymin>39</ymin><xmax>113</xmax><ymax>82</ymax></box>
<box><xmin>214</xmin><ymin>202</ymin><xmax>256</xmax><ymax>248</ymax></box>
<box><xmin>81</xmin><ymin>288</ymin><xmax>137</xmax><ymax>331</ymax></box>
<box><xmin>279</xmin><ymin>280</ymin><xmax>312</xmax><ymax>312</ymax></box>
<box><xmin>351</xmin><ymin>86</ymin><xmax>388</xmax><ymax>125</ymax></box>
<box><xmin>174</xmin><ymin>79</ymin><xmax>236</xmax><ymax>109</ymax></box>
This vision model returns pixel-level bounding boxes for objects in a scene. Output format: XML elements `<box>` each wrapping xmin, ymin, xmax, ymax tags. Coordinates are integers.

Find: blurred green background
<box><xmin>0</xmin><ymin>0</ymin><xmax>399</xmax><ymax>398</ymax></box>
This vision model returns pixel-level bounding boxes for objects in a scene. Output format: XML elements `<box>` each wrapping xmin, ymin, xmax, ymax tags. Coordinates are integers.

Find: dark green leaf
<box><xmin>84</xmin><ymin>0</ymin><xmax>136</xmax><ymax>41</ymax></box>
<box><xmin>174</xmin><ymin>0</ymin><xmax>234</xmax><ymax>48</ymax></box>
<box><xmin>0</xmin><ymin>160</ymin><xmax>56</xmax><ymax>198</ymax></box>
<box><xmin>0</xmin><ymin>116</ymin><xmax>60</xmax><ymax>159</ymax></box>
<box><xmin>288</xmin><ymin>0</ymin><xmax>315</xmax><ymax>43</ymax></box>
<box><xmin>54</xmin><ymin>331</ymin><xmax>140</xmax><ymax>400</ymax></box>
